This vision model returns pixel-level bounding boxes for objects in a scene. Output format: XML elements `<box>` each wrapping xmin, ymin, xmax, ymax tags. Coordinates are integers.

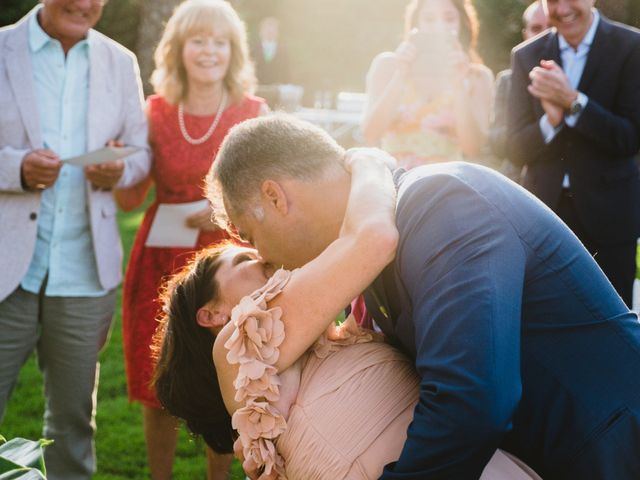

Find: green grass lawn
<box><xmin>0</xmin><ymin>197</ymin><xmax>244</xmax><ymax>479</ymax></box>
<box><xmin>3</xmin><ymin>191</ymin><xmax>640</xmax><ymax>479</ymax></box>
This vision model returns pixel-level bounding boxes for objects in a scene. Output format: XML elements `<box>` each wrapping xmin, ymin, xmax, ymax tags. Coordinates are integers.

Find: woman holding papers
<box><xmin>114</xmin><ymin>1</ymin><xmax>265</xmax><ymax>478</ymax></box>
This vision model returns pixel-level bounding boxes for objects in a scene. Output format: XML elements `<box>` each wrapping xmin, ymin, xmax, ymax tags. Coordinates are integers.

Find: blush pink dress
<box><xmin>225</xmin><ymin>270</ymin><xmax>542</xmax><ymax>480</ymax></box>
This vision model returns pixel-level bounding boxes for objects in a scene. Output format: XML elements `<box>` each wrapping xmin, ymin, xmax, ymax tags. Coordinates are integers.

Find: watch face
<box><xmin>570</xmin><ymin>100</ymin><xmax>582</xmax><ymax>116</ymax></box>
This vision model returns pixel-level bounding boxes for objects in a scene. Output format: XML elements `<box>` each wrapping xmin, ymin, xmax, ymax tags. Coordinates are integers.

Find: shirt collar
<box><xmin>28</xmin><ymin>6</ymin><xmax>50</xmax><ymax>53</ymax></box>
<box><xmin>28</xmin><ymin>4</ymin><xmax>92</xmax><ymax>54</ymax></box>
<box><xmin>558</xmin><ymin>8</ymin><xmax>600</xmax><ymax>52</ymax></box>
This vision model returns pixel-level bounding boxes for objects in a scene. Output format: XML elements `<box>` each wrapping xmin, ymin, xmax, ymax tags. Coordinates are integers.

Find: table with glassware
<box><xmin>292</xmin><ymin>107</ymin><xmax>364</xmax><ymax>143</ymax></box>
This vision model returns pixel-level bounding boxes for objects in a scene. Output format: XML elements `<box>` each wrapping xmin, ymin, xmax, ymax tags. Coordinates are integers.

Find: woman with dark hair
<box><xmin>362</xmin><ymin>0</ymin><xmax>494</xmax><ymax>170</ymax></box>
<box><xmin>152</xmin><ymin>243</ymin><xmax>235</xmax><ymax>454</ymax></box>
<box><xmin>152</xmin><ymin>151</ymin><xmax>540</xmax><ymax>479</ymax></box>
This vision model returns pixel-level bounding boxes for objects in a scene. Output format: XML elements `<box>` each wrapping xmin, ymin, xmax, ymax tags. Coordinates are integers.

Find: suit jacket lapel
<box><xmin>5</xmin><ymin>18</ymin><xmax>42</xmax><ymax>148</ymax></box>
<box><xmin>546</xmin><ymin>30</ymin><xmax>562</xmax><ymax>68</ymax></box>
<box><xmin>578</xmin><ymin>17</ymin><xmax>609</xmax><ymax>93</ymax></box>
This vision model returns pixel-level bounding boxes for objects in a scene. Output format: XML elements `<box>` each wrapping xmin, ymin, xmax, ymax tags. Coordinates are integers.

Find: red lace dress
<box><xmin>122</xmin><ymin>93</ymin><xmax>264</xmax><ymax>407</ymax></box>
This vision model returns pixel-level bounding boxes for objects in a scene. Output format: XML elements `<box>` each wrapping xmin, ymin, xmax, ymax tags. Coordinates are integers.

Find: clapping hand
<box><xmin>528</xmin><ymin>60</ymin><xmax>577</xmax><ymax>127</ymax></box>
<box><xmin>344</xmin><ymin>147</ymin><xmax>398</xmax><ymax>172</ymax></box>
<box><xmin>21</xmin><ymin>148</ymin><xmax>62</xmax><ymax>190</ymax></box>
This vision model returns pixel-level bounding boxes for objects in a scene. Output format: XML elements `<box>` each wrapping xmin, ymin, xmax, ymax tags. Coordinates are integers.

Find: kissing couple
<box><xmin>154</xmin><ymin>115</ymin><xmax>640</xmax><ymax>479</ymax></box>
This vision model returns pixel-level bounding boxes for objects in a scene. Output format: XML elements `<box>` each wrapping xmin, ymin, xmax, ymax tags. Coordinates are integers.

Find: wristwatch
<box><xmin>568</xmin><ymin>96</ymin><xmax>583</xmax><ymax>116</ymax></box>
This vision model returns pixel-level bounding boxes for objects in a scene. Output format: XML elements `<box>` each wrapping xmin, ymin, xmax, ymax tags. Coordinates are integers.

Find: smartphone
<box><xmin>410</xmin><ymin>30</ymin><xmax>457</xmax><ymax>78</ymax></box>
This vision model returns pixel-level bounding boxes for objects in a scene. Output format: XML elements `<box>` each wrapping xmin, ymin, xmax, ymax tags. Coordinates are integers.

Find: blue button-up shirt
<box><xmin>21</xmin><ymin>8</ymin><xmax>105</xmax><ymax>297</ymax></box>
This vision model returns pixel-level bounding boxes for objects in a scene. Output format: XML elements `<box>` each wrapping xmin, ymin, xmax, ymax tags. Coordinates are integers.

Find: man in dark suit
<box><xmin>507</xmin><ymin>0</ymin><xmax>640</xmax><ymax>307</ymax></box>
<box><xmin>210</xmin><ymin>115</ymin><xmax>640</xmax><ymax>479</ymax></box>
<box><xmin>251</xmin><ymin>16</ymin><xmax>290</xmax><ymax>86</ymax></box>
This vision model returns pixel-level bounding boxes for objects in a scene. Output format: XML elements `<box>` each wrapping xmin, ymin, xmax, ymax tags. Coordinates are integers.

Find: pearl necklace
<box><xmin>178</xmin><ymin>90</ymin><xmax>228</xmax><ymax>145</ymax></box>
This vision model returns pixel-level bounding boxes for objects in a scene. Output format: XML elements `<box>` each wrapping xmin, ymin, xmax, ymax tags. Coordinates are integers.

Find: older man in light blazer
<box><xmin>0</xmin><ymin>1</ymin><xmax>150</xmax><ymax>478</ymax></box>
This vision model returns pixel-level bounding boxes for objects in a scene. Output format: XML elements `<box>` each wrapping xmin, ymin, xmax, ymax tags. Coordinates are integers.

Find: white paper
<box><xmin>145</xmin><ymin>200</ymin><xmax>209</xmax><ymax>248</ymax></box>
<box><xmin>64</xmin><ymin>146</ymin><xmax>141</xmax><ymax>167</ymax></box>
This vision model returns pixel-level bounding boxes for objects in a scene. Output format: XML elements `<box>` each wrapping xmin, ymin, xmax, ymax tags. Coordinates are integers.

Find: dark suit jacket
<box><xmin>368</xmin><ymin>163</ymin><xmax>640</xmax><ymax>479</ymax></box>
<box><xmin>507</xmin><ymin>17</ymin><xmax>640</xmax><ymax>245</ymax></box>
<box><xmin>251</xmin><ymin>40</ymin><xmax>290</xmax><ymax>85</ymax></box>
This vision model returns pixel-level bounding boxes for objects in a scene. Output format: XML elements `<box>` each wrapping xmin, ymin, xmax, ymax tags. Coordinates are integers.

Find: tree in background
<box><xmin>0</xmin><ymin>0</ymin><xmax>36</xmax><ymax>26</ymax></box>
<box><xmin>1</xmin><ymin>0</ymin><xmax>638</xmax><ymax>98</ymax></box>
<box><xmin>98</xmin><ymin>0</ymin><xmax>141</xmax><ymax>51</ymax></box>
<box><xmin>135</xmin><ymin>0</ymin><xmax>182</xmax><ymax>92</ymax></box>
<box><xmin>476</xmin><ymin>0</ymin><xmax>529</xmax><ymax>70</ymax></box>
<box><xmin>1</xmin><ymin>0</ymin><xmax>140</xmax><ymax>50</ymax></box>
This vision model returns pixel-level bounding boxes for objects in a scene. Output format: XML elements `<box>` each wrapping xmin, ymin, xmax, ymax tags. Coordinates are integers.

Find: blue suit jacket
<box><xmin>367</xmin><ymin>163</ymin><xmax>640</xmax><ymax>479</ymax></box>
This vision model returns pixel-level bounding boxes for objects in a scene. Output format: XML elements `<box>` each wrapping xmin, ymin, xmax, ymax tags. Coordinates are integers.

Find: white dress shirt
<box><xmin>539</xmin><ymin>9</ymin><xmax>600</xmax><ymax>188</ymax></box>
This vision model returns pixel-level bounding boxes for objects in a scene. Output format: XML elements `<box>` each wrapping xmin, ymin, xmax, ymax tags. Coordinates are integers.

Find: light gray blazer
<box><xmin>0</xmin><ymin>10</ymin><xmax>151</xmax><ymax>302</ymax></box>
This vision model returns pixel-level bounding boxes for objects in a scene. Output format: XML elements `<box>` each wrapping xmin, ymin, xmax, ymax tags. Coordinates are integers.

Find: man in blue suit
<box><xmin>507</xmin><ymin>0</ymin><xmax>640</xmax><ymax>307</ymax></box>
<box><xmin>210</xmin><ymin>115</ymin><xmax>640</xmax><ymax>479</ymax></box>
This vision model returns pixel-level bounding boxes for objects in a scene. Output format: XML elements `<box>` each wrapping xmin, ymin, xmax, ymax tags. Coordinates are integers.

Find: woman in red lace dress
<box><xmin>114</xmin><ymin>1</ymin><xmax>265</xmax><ymax>478</ymax></box>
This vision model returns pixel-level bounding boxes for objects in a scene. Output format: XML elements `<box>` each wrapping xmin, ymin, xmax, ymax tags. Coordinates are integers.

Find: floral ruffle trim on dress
<box><xmin>224</xmin><ymin>268</ymin><xmax>379</xmax><ymax>479</ymax></box>
<box><xmin>312</xmin><ymin>313</ymin><xmax>379</xmax><ymax>358</ymax></box>
<box><xmin>225</xmin><ymin>269</ymin><xmax>291</xmax><ymax>479</ymax></box>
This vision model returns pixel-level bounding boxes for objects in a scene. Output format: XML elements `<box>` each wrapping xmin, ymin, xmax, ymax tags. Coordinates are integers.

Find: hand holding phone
<box><xmin>409</xmin><ymin>29</ymin><xmax>458</xmax><ymax>78</ymax></box>
<box><xmin>393</xmin><ymin>38</ymin><xmax>418</xmax><ymax>74</ymax></box>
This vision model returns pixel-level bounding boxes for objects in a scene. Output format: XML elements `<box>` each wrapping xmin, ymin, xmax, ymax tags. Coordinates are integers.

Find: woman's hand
<box><xmin>344</xmin><ymin>147</ymin><xmax>398</xmax><ymax>172</ymax></box>
<box><xmin>394</xmin><ymin>39</ymin><xmax>418</xmax><ymax>76</ymax></box>
<box><xmin>185</xmin><ymin>206</ymin><xmax>218</xmax><ymax>231</ymax></box>
<box><xmin>114</xmin><ymin>175</ymin><xmax>153</xmax><ymax>212</ymax></box>
<box><xmin>447</xmin><ymin>41</ymin><xmax>471</xmax><ymax>81</ymax></box>
<box><xmin>340</xmin><ymin>148</ymin><xmax>398</xmax><ymax>242</ymax></box>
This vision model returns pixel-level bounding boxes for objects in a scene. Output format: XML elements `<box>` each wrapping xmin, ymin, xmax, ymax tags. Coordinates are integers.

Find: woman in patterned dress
<box><xmin>114</xmin><ymin>1</ymin><xmax>265</xmax><ymax>478</ymax></box>
<box><xmin>362</xmin><ymin>0</ymin><xmax>494</xmax><ymax>170</ymax></box>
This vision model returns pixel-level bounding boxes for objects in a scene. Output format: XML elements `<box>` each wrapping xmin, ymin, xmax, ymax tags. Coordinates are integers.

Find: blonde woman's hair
<box><xmin>151</xmin><ymin>0</ymin><xmax>256</xmax><ymax>104</ymax></box>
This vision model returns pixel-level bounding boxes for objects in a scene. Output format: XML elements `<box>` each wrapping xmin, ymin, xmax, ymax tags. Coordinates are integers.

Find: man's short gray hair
<box><xmin>207</xmin><ymin>114</ymin><xmax>345</xmax><ymax>229</ymax></box>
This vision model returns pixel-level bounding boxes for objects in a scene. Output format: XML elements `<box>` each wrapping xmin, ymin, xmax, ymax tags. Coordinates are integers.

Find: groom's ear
<box><xmin>261</xmin><ymin>180</ymin><xmax>289</xmax><ymax>215</ymax></box>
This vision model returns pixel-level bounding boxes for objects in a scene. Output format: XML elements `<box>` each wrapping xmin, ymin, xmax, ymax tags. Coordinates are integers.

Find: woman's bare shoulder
<box><xmin>367</xmin><ymin>51</ymin><xmax>401</xmax><ymax>89</ymax></box>
<box><xmin>469</xmin><ymin>63</ymin><xmax>495</xmax><ymax>82</ymax></box>
<box><xmin>370</xmin><ymin>51</ymin><xmax>400</xmax><ymax>72</ymax></box>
